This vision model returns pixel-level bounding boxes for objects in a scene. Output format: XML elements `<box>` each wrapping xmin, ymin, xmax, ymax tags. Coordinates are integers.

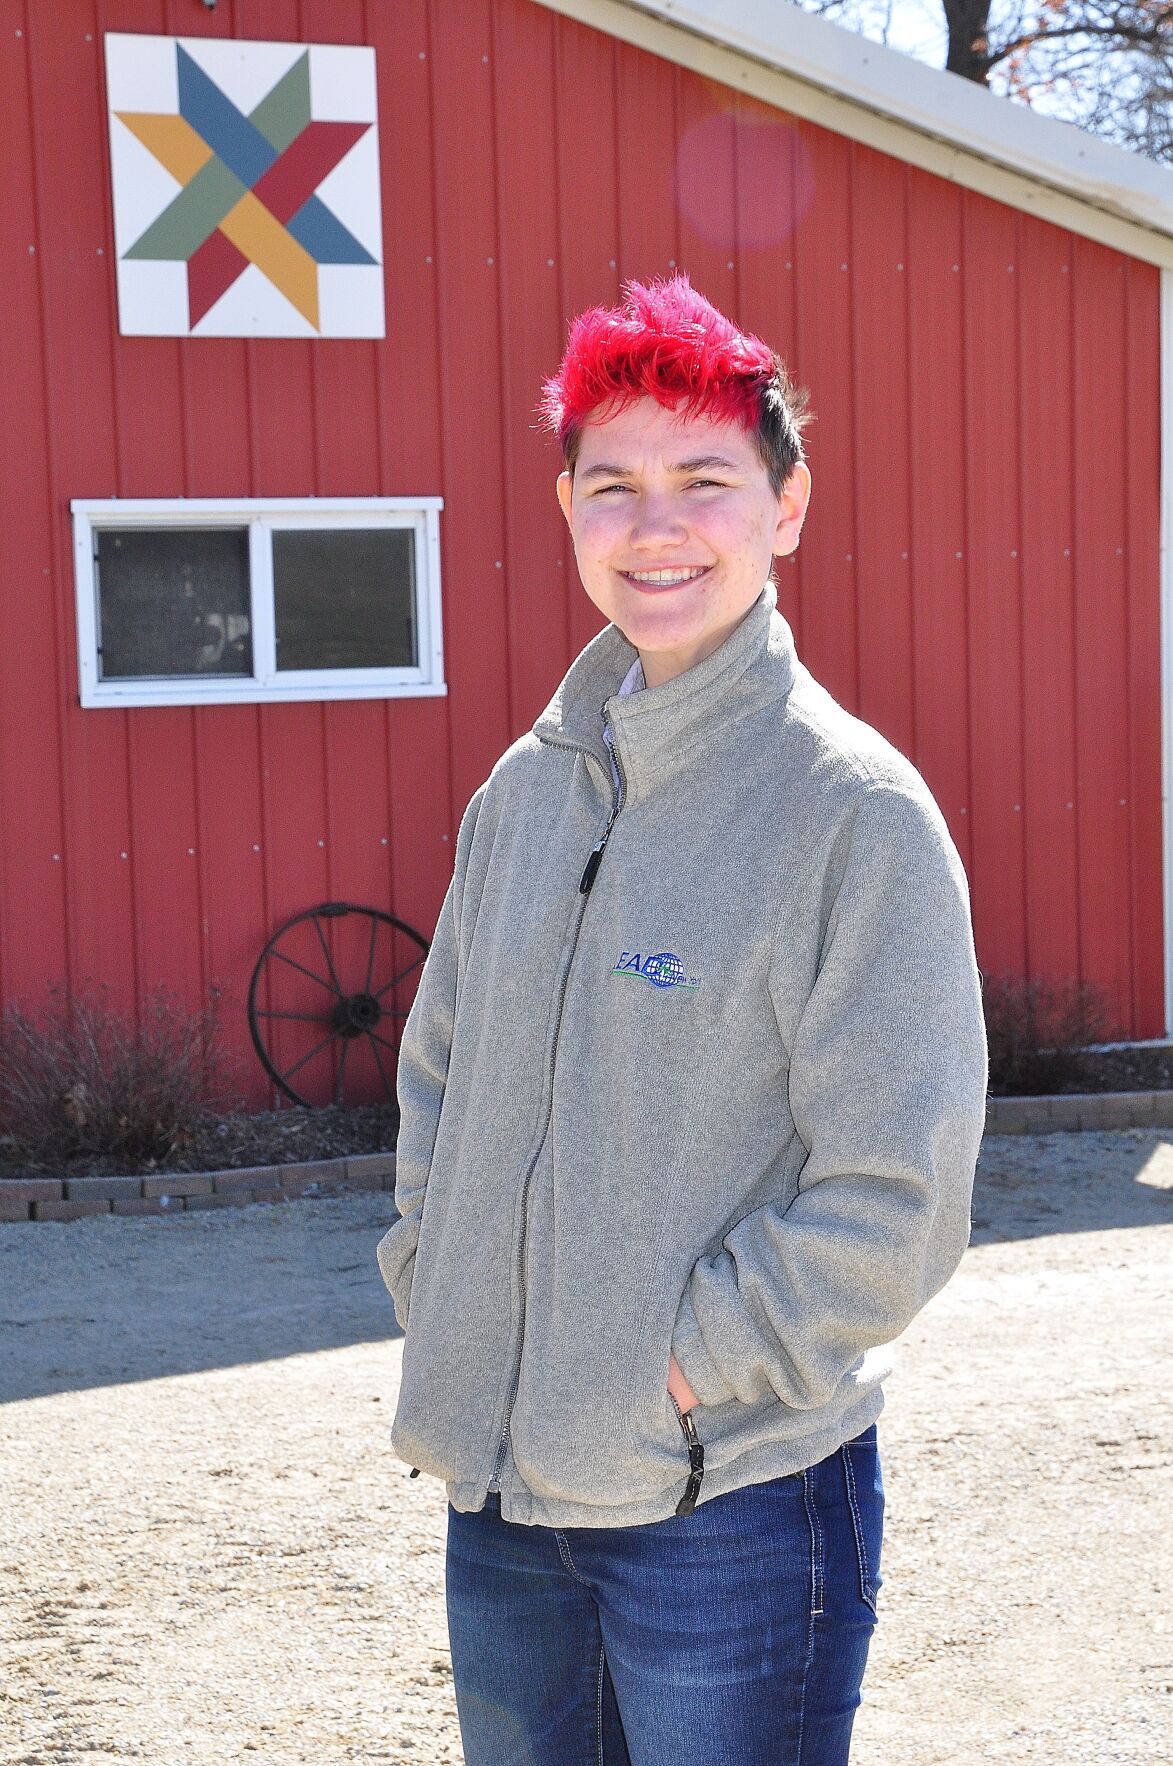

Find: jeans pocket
<box><xmin>840</xmin><ymin>1425</ymin><xmax>884</xmax><ymax>1618</ymax></box>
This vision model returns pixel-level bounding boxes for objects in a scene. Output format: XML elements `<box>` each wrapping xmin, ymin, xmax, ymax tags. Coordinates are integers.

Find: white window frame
<box><xmin>70</xmin><ymin>496</ymin><xmax>446</xmax><ymax>708</ymax></box>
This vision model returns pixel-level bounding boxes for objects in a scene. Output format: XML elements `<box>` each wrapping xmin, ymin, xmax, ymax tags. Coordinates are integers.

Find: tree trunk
<box><xmin>944</xmin><ymin>0</ymin><xmax>995</xmax><ymax>81</ymax></box>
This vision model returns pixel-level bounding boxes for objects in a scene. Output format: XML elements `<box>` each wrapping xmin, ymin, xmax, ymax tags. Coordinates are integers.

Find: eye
<box><xmin>688</xmin><ymin>479</ymin><xmax>728</xmax><ymax>490</ymax></box>
<box><xmin>593</xmin><ymin>483</ymin><xmax>633</xmax><ymax>496</ymax></box>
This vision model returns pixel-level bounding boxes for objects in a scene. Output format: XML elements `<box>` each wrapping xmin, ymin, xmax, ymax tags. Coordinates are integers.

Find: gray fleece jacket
<box><xmin>376</xmin><ymin>581</ymin><xmax>988</xmax><ymax>1528</ymax></box>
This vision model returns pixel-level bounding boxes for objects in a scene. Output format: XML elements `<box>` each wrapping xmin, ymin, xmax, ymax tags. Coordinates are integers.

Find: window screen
<box><xmin>96</xmin><ymin>528</ymin><xmax>252</xmax><ymax>679</ymax></box>
<box><xmin>272</xmin><ymin>528</ymin><xmax>417</xmax><ymax>672</ymax></box>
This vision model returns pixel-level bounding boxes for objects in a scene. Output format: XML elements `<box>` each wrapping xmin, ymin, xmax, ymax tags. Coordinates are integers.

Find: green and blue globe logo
<box><xmin>612</xmin><ymin>951</ymin><xmax>701</xmax><ymax>991</ymax></box>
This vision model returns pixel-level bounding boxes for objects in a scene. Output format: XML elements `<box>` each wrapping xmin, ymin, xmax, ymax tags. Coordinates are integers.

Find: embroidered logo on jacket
<box><xmin>611</xmin><ymin>951</ymin><xmax>702</xmax><ymax>991</ymax></box>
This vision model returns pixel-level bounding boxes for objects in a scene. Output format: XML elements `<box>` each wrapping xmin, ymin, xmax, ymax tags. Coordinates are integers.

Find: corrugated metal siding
<box><xmin>0</xmin><ymin>0</ymin><xmax>1163</xmax><ymax>1107</ymax></box>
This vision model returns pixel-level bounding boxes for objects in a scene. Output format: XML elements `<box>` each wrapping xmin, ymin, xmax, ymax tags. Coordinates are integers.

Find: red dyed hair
<box><xmin>537</xmin><ymin>273</ymin><xmax>811</xmax><ymax>492</ymax></box>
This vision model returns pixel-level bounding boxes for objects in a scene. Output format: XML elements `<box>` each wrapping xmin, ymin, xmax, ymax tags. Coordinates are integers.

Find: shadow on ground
<box><xmin>970</xmin><ymin>1127</ymin><xmax>1173</xmax><ymax>1243</ymax></box>
<box><xmin>0</xmin><ymin>1191</ymin><xmax>403</xmax><ymax>1405</ymax></box>
<box><xmin>1</xmin><ymin>1131</ymin><xmax>1169</xmax><ymax>1407</ymax></box>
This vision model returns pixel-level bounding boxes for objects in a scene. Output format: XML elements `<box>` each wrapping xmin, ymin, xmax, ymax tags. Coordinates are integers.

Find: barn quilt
<box><xmin>104</xmin><ymin>33</ymin><xmax>384</xmax><ymax>337</ymax></box>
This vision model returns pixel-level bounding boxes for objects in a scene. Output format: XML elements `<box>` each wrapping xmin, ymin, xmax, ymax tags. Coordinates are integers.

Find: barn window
<box><xmin>70</xmin><ymin>498</ymin><xmax>444</xmax><ymax>707</ymax></box>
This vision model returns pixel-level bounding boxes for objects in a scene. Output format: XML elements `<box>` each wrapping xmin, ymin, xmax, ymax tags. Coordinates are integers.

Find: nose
<box><xmin>628</xmin><ymin>491</ymin><xmax>689</xmax><ymax>551</ymax></box>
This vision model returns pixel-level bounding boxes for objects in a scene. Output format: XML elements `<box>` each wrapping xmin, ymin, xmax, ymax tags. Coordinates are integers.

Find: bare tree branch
<box><xmin>789</xmin><ymin>0</ymin><xmax>1173</xmax><ymax>161</ymax></box>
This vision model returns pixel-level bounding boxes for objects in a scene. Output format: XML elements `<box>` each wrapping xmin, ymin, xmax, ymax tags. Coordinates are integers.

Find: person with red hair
<box><xmin>378</xmin><ymin>274</ymin><xmax>988</xmax><ymax>1763</ymax></box>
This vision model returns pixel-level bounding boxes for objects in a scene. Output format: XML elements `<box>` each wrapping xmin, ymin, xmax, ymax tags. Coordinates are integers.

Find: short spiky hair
<box><xmin>537</xmin><ymin>273</ymin><xmax>812</xmax><ymax>495</ymax></box>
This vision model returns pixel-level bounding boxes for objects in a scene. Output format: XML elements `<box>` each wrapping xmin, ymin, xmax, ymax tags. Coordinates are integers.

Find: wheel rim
<box><xmin>247</xmin><ymin>902</ymin><xmax>429</xmax><ymax>1107</ymax></box>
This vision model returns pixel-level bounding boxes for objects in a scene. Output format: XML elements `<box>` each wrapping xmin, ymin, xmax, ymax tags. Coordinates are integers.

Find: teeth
<box><xmin>625</xmin><ymin>567</ymin><xmax>708</xmax><ymax>584</ymax></box>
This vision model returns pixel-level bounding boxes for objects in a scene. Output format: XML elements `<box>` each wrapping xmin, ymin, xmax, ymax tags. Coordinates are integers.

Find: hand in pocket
<box><xmin>667</xmin><ymin>1349</ymin><xmax>700</xmax><ymax>1414</ymax></box>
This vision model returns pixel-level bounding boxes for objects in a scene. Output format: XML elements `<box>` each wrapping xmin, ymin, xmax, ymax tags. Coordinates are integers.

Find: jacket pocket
<box><xmin>375</xmin><ymin>1214</ymin><xmax>418</xmax><ymax>1331</ymax></box>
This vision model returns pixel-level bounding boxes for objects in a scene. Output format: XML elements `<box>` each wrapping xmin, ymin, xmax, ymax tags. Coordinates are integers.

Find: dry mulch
<box><xmin>991</xmin><ymin>1042</ymin><xmax>1173</xmax><ymax>1096</ymax></box>
<box><xmin>0</xmin><ymin>1103</ymin><xmax>400</xmax><ymax>1182</ymax></box>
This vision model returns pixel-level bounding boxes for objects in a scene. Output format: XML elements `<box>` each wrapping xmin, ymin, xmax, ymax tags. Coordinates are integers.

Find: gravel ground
<box><xmin>1</xmin><ymin>1130</ymin><xmax>1170</xmax><ymax>1764</ymax></box>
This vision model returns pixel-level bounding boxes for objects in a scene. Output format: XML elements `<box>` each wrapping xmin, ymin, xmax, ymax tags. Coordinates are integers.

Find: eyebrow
<box><xmin>577</xmin><ymin>454</ymin><xmax>741</xmax><ymax>481</ymax></box>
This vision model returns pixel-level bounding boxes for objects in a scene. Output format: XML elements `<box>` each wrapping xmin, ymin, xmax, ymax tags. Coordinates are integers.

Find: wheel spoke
<box><xmin>254</xmin><ymin>1009</ymin><xmax>332</xmax><ymax>1024</ymax></box>
<box><xmin>281</xmin><ymin>1031</ymin><xmax>338</xmax><ymax>1084</ymax></box>
<box><xmin>375</xmin><ymin>952</ymin><xmax>425</xmax><ymax>999</ymax></box>
<box><xmin>334</xmin><ymin>1037</ymin><xmax>349</xmax><ymax>1108</ymax></box>
<box><xmin>312</xmin><ymin>914</ymin><xmax>346</xmax><ymax>998</ymax></box>
<box><xmin>367</xmin><ymin>1029</ymin><xmax>400</xmax><ymax>1055</ymax></box>
<box><xmin>364</xmin><ymin>913</ymin><xmax>379</xmax><ymax>994</ymax></box>
<box><xmin>271</xmin><ymin>949</ymin><xmax>338</xmax><ymax>996</ymax></box>
<box><xmin>365</xmin><ymin>1029</ymin><xmax>393</xmax><ymax>1100</ymax></box>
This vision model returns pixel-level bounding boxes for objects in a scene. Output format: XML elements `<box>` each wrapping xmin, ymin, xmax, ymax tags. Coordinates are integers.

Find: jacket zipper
<box><xmin>579</xmin><ymin>796</ymin><xmax>621</xmax><ymax>894</ymax></box>
<box><xmin>487</xmin><ymin>712</ymin><xmax>626</xmax><ymax>1496</ymax></box>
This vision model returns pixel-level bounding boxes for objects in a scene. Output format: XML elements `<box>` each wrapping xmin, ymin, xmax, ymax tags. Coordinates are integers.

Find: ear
<box><xmin>772</xmin><ymin>461</ymin><xmax>812</xmax><ymax>557</ymax></box>
<box><xmin>556</xmin><ymin>469</ymin><xmax>574</xmax><ymax>531</ymax></box>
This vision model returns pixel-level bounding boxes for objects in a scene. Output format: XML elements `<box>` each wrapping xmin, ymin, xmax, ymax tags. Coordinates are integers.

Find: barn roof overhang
<box><xmin>535</xmin><ymin>0</ymin><xmax>1173</xmax><ymax>270</ymax></box>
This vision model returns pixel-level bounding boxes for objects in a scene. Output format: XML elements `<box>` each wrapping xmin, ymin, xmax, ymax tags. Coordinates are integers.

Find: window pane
<box><xmin>272</xmin><ymin>528</ymin><xmax>417</xmax><ymax>672</ymax></box>
<box><xmin>96</xmin><ymin>528</ymin><xmax>252</xmax><ymax>679</ymax></box>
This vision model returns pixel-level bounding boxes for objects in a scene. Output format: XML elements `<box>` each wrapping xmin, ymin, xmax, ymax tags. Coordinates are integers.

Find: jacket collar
<box><xmin>532</xmin><ymin>581</ymin><xmax>798</xmax><ymax>805</ymax></box>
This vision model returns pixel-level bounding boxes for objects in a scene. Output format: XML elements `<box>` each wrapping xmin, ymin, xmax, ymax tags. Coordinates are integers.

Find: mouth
<box><xmin>618</xmin><ymin>565</ymin><xmax>712</xmax><ymax>593</ymax></box>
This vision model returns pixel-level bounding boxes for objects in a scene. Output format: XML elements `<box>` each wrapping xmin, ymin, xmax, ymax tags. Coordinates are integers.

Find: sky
<box><xmin>817</xmin><ymin>0</ymin><xmax>949</xmax><ymax>66</ymax></box>
<box><xmin>819</xmin><ymin>0</ymin><xmax>1116</xmax><ymax>132</ymax></box>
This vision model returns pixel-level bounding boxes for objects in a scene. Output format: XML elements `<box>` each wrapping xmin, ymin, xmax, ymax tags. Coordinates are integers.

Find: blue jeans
<box><xmin>445</xmin><ymin>1424</ymin><xmax>884</xmax><ymax>1765</ymax></box>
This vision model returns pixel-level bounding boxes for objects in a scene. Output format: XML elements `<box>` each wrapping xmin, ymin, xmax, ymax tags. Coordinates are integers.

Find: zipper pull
<box><xmin>580</xmin><ymin>709</ymin><xmax>625</xmax><ymax>895</ymax></box>
<box><xmin>579</xmin><ymin>837</ymin><xmax>607</xmax><ymax>894</ymax></box>
<box><xmin>409</xmin><ymin>1466</ymin><xmax>421</xmax><ymax>1478</ymax></box>
<box><xmin>579</xmin><ymin>803</ymin><xmax>619</xmax><ymax>895</ymax></box>
<box><xmin>673</xmin><ymin>1404</ymin><xmax>705</xmax><ymax>1517</ymax></box>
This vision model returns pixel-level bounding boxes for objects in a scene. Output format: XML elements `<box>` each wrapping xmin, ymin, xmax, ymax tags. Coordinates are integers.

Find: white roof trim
<box><xmin>534</xmin><ymin>0</ymin><xmax>1173</xmax><ymax>267</ymax></box>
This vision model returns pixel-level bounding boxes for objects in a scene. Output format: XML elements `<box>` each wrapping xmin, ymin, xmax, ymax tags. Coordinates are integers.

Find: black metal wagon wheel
<box><xmin>247</xmin><ymin>902</ymin><xmax>429</xmax><ymax>1108</ymax></box>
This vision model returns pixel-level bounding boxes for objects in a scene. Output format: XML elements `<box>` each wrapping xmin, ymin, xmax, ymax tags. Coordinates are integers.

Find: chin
<box><xmin>610</xmin><ymin>593</ymin><xmax>704</xmax><ymax>637</ymax></box>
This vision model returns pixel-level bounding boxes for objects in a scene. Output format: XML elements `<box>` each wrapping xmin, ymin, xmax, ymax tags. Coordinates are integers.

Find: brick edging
<box><xmin>984</xmin><ymin>1090</ymin><xmax>1173</xmax><ymax>1136</ymax></box>
<box><xmin>0</xmin><ymin>1152</ymin><xmax>396</xmax><ymax>1222</ymax></box>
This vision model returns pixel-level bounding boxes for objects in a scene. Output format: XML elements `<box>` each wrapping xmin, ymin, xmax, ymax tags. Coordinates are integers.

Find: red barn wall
<box><xmin>0</xmin><ymin>0</ymin><xmax>1163</xmax><ymax>1107</ymax></box>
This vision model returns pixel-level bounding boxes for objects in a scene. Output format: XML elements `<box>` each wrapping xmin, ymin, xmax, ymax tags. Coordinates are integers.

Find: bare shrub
<box><xmin>983</xmin><ymin>971</ymin><xmax>1124</xmax><ymax>1095</ymax></box>
<box><xmin>0</xmin><ymin>984</ymin><xmax>237</xmax><ymax>1171</ymax></box>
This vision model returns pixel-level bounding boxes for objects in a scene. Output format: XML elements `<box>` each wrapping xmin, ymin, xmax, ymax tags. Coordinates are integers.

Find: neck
<box><xmin>634</xmin><ymin>602</ymin><xmax>766</xmax><ymax>689</ymax></box>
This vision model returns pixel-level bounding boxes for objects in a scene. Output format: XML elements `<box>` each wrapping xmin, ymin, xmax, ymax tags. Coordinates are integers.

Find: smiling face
<box><xmin>556</xmin><ymin>396</ymin><xmax>811</xmax><ymax>688</ymax></box>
